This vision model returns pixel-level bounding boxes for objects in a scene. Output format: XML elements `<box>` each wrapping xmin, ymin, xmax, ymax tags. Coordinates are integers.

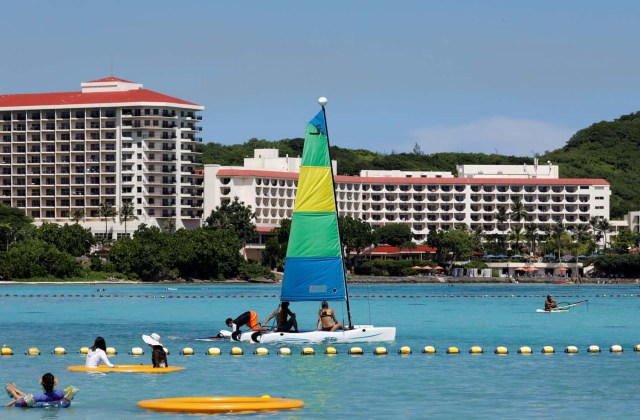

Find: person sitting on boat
<box><xmin>142</xmin><ymin>333</ymin><xmax>168</xmax><ymax>368</ymax></box>
<box><xmin>317</xmin><ymin>301</ymin><xmax>347</xmax><ymax>332</ymax></box>
<box><xmin>5</xmin><ymin>373</ymin><xmax>77</xmax><ymax>407</ymax></box>
<box><xmin>544</xmin><ymin>295</ymin><xmax>558</xmax><ymax>311</ymax></box>
<box><xmin>263</xmin><ymin>301</ymin><xmax>299</xmax><ymax>332</ymax></box>
<box><xmin>226</xmin><ymin>311</ymin><xmax>268</xmax><ymax>334</ymax></box>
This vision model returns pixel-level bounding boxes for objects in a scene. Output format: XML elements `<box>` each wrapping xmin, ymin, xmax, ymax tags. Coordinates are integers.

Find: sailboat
<box><xmin>226</xmin><ymin>98</ymin><xmax>396</xmax><ymax>344</ymax></box>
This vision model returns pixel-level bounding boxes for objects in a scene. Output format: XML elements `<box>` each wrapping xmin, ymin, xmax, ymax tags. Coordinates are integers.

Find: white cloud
<box><xmin>409</xmin><ymin>116</ymin><xmax>575</xmax><ymax>156</ymax></box>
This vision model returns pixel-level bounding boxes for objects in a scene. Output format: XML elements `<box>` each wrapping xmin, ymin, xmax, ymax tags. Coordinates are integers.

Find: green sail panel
<box><xmin>301</xmin><ymin>125</ymin><xmax>330</xmax><ymax>167</ymax></box>
<box><xmin>286</xmin><ymin>212</ymin><xmax>341</xmax><ymax>258</ymax></box>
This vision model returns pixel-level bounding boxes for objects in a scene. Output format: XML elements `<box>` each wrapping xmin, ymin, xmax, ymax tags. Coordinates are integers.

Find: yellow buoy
<box><xmin>129</xmin><ymin>347</ymin><xmax>144</xmax><ymax>356</ymax></box>
<box><xmin>79</xmin><ymin>347</ymin><xmax>89</xmax><ymax>355</ymax></box>
<box><xmin>447</xmin><ymin>347</ymin><xmax>460</xmax><ymax>354</ymax></box>
<box><xmin>469</xmin><ymin>346</ymin><xmax>483</xmax><ymax>354</ymax></box>
<box><xmin>1</xmin><ymin>345</ymin><xmax>13</xmax><ymax>356</ymax></box>
<box><xmin>634</xmin><ymin>344</ymin><xmax>640</xmax><ymax>352</ymax></box>
<box><xmin>542</xmin><ymin>346</ymin><xmax>554</xmax><ymax>354</ymax></box>
<box><xmin>518</xmin><ymin>346</ymin><xmax>532</xmax><ymax>354</ymax></box>
<box><xmin>564</xmin><ymin>346</ymin><xmax>578</xmax><ymax>354</ymax></box>
<box><xmin>610</xmin><ymin>344</ymin><xmax>623</xmax><ymax>353</ymax></box>
<box><xmin>106</xmin><ymin>347</ymin><xmax>117</xmax><ymax>355</ymax></box>
<box><xmin>494</xmin><ymin>346</ymin><xmax>508</xmax><ymax>355</ymax></box>
<box><xmin>398</xmin><ymin>346</ymin><xmax>412</xmax><ymax>355</ymax></box>
<box><xmin>349</xmin><ymin>347</ymin><xmax>363</xmax><ymax>355</ymax></box>
<box><xmin>26</xmin><ymin>347</ymin><xmax>41</xmax><ymax>356</ymax></box>
<box><xmin>230</xmin><ymin>347</ymin><xmax>244</xmax><ymax>356</ymax></box>
<box><xmin>301</xmin><ymin>347</ymin><xmax>315</xmax><ymax>356</ymax></box>
<box><xmin>254</xmin><ymin>347</ymin><xmax>269</xmax><ymax>356</ymax></box>
<box><xmin>206</xmin><ymin>347</ymin><xmax>221</xmax><ymax>356</ymax></box>
<box><xmin>181</xmin><ymin>347</ymin><xmax>194</xmax><ymax>356</ymax></box>
<box><xmin>374</xmin><ymin>347</ymin><xmax>387</xmax><ymax>355</ymax></box>
<box><xmin>52</xmin><ymin>347</ymin><xmax>67</xmax><ymax>355</ymax></box>
<box><xmin>278</xmin><ymin>347</ymin><xmax>291</xmax><ymax>356</ymax></box>
<box><xmin>324</xmin><ymin>347</ymin><xmax>337</xmax><ymax>355</ymax></box>
<box><xmin>587</xmin><ymin>345</ymin><xmax>601</xmax><ymax>353</ymax></box>
<box><xmin>422</xmin><ymin>346</ymin><xmax>436</xmax><ymax>354</ymax></box>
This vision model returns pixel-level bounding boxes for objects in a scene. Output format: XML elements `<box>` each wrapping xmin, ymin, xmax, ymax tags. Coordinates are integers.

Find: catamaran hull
<box><xmin>220</xmin><ymin>326</ymin><xmax>396</xmax><ymax>344</ymax></box>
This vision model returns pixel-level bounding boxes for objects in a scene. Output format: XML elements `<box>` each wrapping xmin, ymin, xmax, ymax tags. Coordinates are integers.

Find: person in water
<box><xmin>226</xmin><ymin>311</ymin><xmax>268</xmax><ymax>334</ymax></box>
<box><xmin>317</xmin><ymin>301</ymin><xmax>347</xmax><ymax>332</ymax></box>
<box><xmin>263</xmin><ymin>301</ymin><xmax>299</xmax><ymax>332</ymax></box>
<box><xmin>142</xmin><ymin>333</ymin><xmax>168</xmax><ymax>368</ymax></box>
<box><xmin>5</xmin><ymin>373</ymin><xmax>77</xmax><ymax>407</ymax></box>
<box><xmin>544</xmin><ymin>295</ymin><xmax>558</xmax><ymax>311</ymax></box>
<box><xmin>85</xmin><ymin>336</ymin><xmax>115</xmax><ymax>368</ymax></box>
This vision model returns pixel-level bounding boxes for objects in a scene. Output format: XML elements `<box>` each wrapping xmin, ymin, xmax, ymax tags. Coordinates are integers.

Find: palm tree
<box><xmin>496</xmin><ymin>206</ymin><xmax>510</xmax><ymax>233</ymax></box>
<box><xmin>508</xmin><ymin>225</ymin><xmax>525</xmax><ymax>255</ymax></box>
<box><xmin>70</xmin><ymin>209</ymin><xmax>85</xmax><ymax>224</ymax></box>
<box><xmin>164</xmin><ymin>217</ymin><xmax>176</xmax><ymax>233</ymax></box>
<box><xmin>509</xmin><ymin>198</ymin><xmax>528</xmax><ymax>227</ymax></box>
<box><xmin>524</xmin><ymin>223</ymin><xmax>539</xmax><ymax>257</ymax></box>
<box><xmin>548</xmin><ymin>220</ymin><xmax>566</xmax><ymax>261</ymax></box>
<box><xmin>570</xmin><ymin>223</ymin><xmax>592</xmax><ymax>278</ymax></box>
<box><xmin>597</xmin><ymin>218</ymin><xmax>612</xmax><ymax>250</ymax></box>
<box><xmin>119</xmin><ymin>201</ymin><xmax>138</xmax><ymax>236</ymax></box>
<box><xmin>98</xmin><ymin>202</ymin><xmax>117</xmax><ymax>243</ymax></box>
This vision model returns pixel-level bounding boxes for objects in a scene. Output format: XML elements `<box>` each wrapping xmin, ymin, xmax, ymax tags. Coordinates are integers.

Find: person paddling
<box><xmin>544</xmin><ymin>295</ymin><xmax>558</xmax><ymax>311</ymax></box>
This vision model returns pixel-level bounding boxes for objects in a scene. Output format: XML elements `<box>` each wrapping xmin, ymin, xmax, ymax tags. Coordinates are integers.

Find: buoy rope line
<box><xmin>3</xmin><ymin>344</ymin><xmax>639</xmax><ymax>357</ymax></box>
<box><xmin>0</xmin><ymin>293</ymin><xmax>635</xmax><ymax>299</ymax></box>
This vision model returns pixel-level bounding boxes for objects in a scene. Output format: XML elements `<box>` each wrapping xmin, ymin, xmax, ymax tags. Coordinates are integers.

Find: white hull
<box><xmin>220</xmin><ymin>326</ymin><xmax>396</xmax><ymax>344</ymax></box>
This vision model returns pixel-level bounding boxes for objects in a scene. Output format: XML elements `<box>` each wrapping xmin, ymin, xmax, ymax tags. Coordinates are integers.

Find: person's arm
<box><xmin>317</xmin><ymin>310</ymin><xmax>322</xmax><ymax>330</ymax></box>
<box><xmin>263</xmin><ymin>309</ymin><xmax>278</xmax><ymax>325</ymax></box>
<box><xmin>100</xmin><ymin>350</ymin><xmax>115</xmax><ymax>368</ymax></box>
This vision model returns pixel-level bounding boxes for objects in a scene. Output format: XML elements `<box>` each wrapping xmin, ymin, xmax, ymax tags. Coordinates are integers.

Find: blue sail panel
<box><xmin>281</xmin><ymin>256</ymin><xmax>346</xmax><ymax>302</ymax></box>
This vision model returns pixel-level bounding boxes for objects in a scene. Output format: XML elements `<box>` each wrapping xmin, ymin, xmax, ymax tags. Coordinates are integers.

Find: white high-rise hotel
<box><xmin>0</xmin><ymin>77</ymin><xmax>204</xmax><ymax>237</ymax></box>
<box><xmin>204</xmin><ymin>149</ymin><xmax>612</xmax><ymax>259</ymax></box>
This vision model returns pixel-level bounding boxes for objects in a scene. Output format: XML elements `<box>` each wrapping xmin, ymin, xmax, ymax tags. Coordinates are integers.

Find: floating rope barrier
<box><xmin>0</xmin><ymin>293</ymin><xmax>636</xmax><ymax>299</ymax></box>
<box><xmin>2</xmin><ymin>344</ymin><xmax>640</xmax><ymax>357</ymax></box>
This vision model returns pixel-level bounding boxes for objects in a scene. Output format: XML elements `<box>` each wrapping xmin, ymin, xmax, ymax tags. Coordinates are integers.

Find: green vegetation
<box><xmin>201</xmin><ymin>111</ymin><xmax>640</xmax><ymax>218</ymax></box>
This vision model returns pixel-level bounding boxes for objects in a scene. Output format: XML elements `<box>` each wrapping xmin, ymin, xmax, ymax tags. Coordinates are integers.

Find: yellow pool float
<box><xmin>137</xmin><ymin>396</ymin><xmax>304</xmax><ymax>414</ymax></box>
<box><xmin>67</xmin><ymin>365</ymin><xmax>185</xmax><ymax>373</ymax></box>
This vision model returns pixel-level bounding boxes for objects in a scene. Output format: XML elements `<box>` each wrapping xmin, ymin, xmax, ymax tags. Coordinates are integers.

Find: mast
<box><xmin>319</xmin><ymin>97</ymin><xmax>353</xmax><ymax>328</ymax></box>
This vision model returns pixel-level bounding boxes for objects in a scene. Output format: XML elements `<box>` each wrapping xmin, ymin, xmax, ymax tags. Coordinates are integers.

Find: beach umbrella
<box><xmin>515</xmin><ymin>267</ymin><xmax>526</xmax><ymax>271</ymax></box>
<box><xmin>495</xmin><ymin>254</ymin><xmax>508</xmax><ymax>259</ymax></box>
<box><xmin>482</xmin><ymin>255</ymin><xmax>496</xmax><ymax>259</ymax></box>
<box><xmin>525</xmin><ymin>267</ymin><xmax>539</xmax><ymax>272</ymax></box>
<box><xmin>511</xmin><ymin>254</ymin><xmax>524</xmax><ymax>258</ymax></box>
<box><xmin>434</xmin><ymin>266</ymin><xmax>444</xmax><ymax>270</ymax></box>
<box><xmin>557</xmin><ymin>267</ymin><xmax>569</xmax><ymax>271</ymax></box>
<box><xmin>421</xmin><ymin>265</ymin><xmax>433</xmax><ymax>270</ymax></box>
<box><xmin>411</xmin><ymin>265</ymin><xmax>422</xmax><ymax>270</ymax></box>
<box><xmin>544</xmin><ymin>254</ymin><xmax>555</xmax><ymax>259</ymax></box>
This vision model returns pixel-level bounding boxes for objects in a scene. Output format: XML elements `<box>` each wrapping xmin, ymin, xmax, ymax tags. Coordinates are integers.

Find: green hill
<box><xmin>201</xmin><ymin>112</ymin><xmax>640</xmax><ymax>219</ymax></box>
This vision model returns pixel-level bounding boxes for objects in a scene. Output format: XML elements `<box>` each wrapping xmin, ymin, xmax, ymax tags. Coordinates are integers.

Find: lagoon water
<box><xmin>1</xmin><ymin>282</ymin><xmax>639</xmax><ymax>419</ymax></box>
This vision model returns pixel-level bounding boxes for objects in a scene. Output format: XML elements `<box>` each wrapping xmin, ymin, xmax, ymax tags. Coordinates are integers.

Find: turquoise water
<box><xmin>1</xmin><ymin>283</ymin><xmax>640</xmax><ymax>419</ymax></box>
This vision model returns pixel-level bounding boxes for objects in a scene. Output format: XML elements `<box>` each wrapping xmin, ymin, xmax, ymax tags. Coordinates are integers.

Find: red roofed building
<box><xmin>204</xmin><ymin>148</ymin><xmax>613</xmax><ymax>260</ymax></box>
<box><xmin>0</xmin><ymin>78</ymin><xmax>204</xmax><ymax>238</ymax></box>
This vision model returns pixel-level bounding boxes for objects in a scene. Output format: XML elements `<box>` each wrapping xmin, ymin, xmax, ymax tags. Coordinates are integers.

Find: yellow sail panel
<box><xmin>294</xmin><ymin>166</ymin><xmax>335</xmax><ymax>212</ymax></box>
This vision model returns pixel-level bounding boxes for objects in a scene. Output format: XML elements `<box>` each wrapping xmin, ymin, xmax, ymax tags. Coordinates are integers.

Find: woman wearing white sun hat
<box><xmin>141</xmin><ymin>333</ymin><xmax>168</xmax><ymax>368</ymax></box>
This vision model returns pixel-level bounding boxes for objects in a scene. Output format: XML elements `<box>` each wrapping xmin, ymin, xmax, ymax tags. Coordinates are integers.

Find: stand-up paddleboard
<box><xmin>536</xmin><ymin>308</ymin><xmax>569</xmax><ymax>313</ymax></box>
<box><xmin>68</xmin><ymin>365</ymin><xmax>184</xmax><ymax>373</ymax></box>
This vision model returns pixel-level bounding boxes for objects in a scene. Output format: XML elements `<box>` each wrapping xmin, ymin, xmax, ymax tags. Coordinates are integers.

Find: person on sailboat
<box><xmin>317</xmin><ymin>301</ymin><xmax>346</xmax><ymax>332</ymax></box>
<box><xmin>225</xmin><ymin>311</ymin><xmax>268</xmax><ymax>335</ymax></box>
<box><xmin>544</xmin><ymin>295</ymin><xmax>558</xmax><ymax>311</ymax></box>
<box><xmin>262</xmin><ymin>301</ymin><xmax>299</xmax><ymax>332</ymax></box>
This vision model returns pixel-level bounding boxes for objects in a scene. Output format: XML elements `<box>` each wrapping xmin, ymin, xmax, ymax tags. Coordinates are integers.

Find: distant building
<box><xmin>0</xmin><ymin>77</ymin><xmax>204</xmax><ymax>238</ymax></box>
<box><xmin>204</xmin><ymin>149</ymin><xmax>611</xmax><ymax>259</ymax></box>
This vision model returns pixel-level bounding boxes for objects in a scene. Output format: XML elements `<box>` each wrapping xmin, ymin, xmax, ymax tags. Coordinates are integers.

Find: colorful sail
<box><xmin>280</xmin><ymin>109</ymin><xmax>347</xmax><ymax>302</ymax></box>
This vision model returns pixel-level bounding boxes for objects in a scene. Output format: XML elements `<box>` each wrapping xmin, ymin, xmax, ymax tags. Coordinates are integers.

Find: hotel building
<box><xmin>0</xmin><ymin>77</ymin><xmax>204</xmax><ymax>238</ymax></box>
<box><xmin>204</xmin><ymin>149</ymin><xmax>611</xmax><ymax>259</ymax></box>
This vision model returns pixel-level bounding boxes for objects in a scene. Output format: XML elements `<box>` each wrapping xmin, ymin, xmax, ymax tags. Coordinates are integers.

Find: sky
<box><xmin>2</xmin><ymin>0</ymin><xmax>640</xmax><ymax>157</ymax></box>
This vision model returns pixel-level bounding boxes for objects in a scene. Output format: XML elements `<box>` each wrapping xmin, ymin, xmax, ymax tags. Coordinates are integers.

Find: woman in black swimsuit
<box><xmin>317</xmin><ymin>301</ymin><xmax>345</xmax><ymax>332</ymax></box>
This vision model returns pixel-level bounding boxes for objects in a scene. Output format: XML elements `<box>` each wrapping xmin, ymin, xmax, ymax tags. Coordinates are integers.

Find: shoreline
<box><xmin>1</xmin><ymin>276</ymin><xmax>638</xmax><ymax>285</ymax></box>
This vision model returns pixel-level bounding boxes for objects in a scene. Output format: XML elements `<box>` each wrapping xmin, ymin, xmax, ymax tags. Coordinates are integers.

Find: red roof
<box><xmin>0</xmin><ymin>89</ymin><xmax>201</xmax><ymax>109</ymax></box>
<box><xmin>87</xmin><ymin>76</ymin><xmax>135</xmax><ymax>83</ymax></box>
<box><xmin>256</xmin><ymin>226</ymin><xmax>274</xmax><ymax>233</ymax></box>
<box><xmin>369</xmin><ymin>245</ymin><xmax>437</xmax><ymax>254</ymax></box>
<box><xmin>215</xmin><ymin>169</ymin><xmax>609</xmax><ymax>186</ymax></box>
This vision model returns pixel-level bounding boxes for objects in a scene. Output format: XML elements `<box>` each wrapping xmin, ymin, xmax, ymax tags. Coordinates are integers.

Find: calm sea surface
<box><xmin>1</xmin><ymin>282</ymin><xmax>639</xmax><ymax>419</ymax></box>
